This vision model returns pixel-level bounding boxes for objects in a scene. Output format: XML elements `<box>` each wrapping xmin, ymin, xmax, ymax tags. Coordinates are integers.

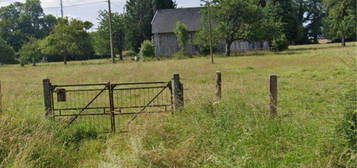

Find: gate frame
<box><xmin>43</xmin><ymin>74</ymin><xmax>184</xmax><ymax>133</ymax></box>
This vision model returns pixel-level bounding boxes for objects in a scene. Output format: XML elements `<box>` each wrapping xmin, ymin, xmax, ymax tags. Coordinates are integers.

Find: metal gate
<box><xmin>42</xmin><ymin>75</ymin><xmax>183</xmax><ymax>133</ymax></box>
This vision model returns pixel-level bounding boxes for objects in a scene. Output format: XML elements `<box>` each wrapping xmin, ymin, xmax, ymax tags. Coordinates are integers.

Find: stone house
<box><xmin>151</xmin><ymin>7</ymin><xmax>269</xmax><ymax>57</ymax></box>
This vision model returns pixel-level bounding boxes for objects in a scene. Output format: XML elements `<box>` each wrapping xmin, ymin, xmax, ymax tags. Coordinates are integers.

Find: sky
<box><xmin>0</xmin><ymin>0</ymin><xmax>202</xmax><ymax>30</ymax></box>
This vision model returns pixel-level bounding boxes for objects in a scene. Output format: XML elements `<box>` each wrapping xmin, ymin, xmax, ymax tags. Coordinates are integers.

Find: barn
<box><xmin>151</xmin><ymin>7</ymin><xmax>269</xmax><ymax>57</ymax></box>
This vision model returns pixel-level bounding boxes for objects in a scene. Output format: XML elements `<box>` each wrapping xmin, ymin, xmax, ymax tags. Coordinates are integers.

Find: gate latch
<box><xmin>56</xmin><ymin>88</ymin><xmax>66</xmax><ymax>102</ymax></box>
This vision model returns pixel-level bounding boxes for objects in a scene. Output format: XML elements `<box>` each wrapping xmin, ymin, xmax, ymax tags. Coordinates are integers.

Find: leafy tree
<box><xmin>139</xmin><ymin>40</ymin><xmax>155</xmax><ymax>58</ymax></box>
<box><xmin>323</xmin><ymin>0</ymin><xmax>356</xmax><ymax>46</ymax></box>
<box><xmin>305</xmin><ymin>0</ymin><xmax>325</xmax><ymax>43</ymax></box>
<box><xmin>125</xmin><ymin>0</ymin><xmax>176</xmax><ymax>52</ymax></box>
<box><xmin>40</xmin><ymin>18</ymin><xmax>94</xmax><ymax>64</ymax></box>
<box><xmin>95</xmin><ymin>10</ymin><xmax>126</xmax><ymax>60</ymax></box>
<box><xmin>19</xmin><ymin>38</ymin><xmax>41</xmax><ymax>66</ymax></box>
<box><xmin>212</xmin><ymin>0</ymin><xmax>261</xmax><ymax>56</ymax></box>
<box><xmin>152</xmin><ymin>0</ymin><xmax>177</xmax><ymax>13</ymax></box>
<box><xmin>174</xmin><ymin>22</ymin><xmax>190</xmax><ymax>54</ymax></box>
<box><xmin>0</xmin><ymin>38</ymin><xmax>16</xmax><ymax>64</ymax></box>
<box><xmin>0</xmin><ymin>0</ymin><xmax>57</xmax><ymax>51</ymax></box>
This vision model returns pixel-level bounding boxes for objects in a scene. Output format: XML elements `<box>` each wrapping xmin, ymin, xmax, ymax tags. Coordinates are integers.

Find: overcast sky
<box><xmin>0</xmin><ymin>0</ymin><xmax>202</xmax><ymax>29</ymax></box>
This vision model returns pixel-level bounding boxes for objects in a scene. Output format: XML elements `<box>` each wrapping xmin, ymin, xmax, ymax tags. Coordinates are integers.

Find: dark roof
<box><xmin>152</xmin><ymin>7</ymin><xmax>202</xmax><ymax>34</ymax></box>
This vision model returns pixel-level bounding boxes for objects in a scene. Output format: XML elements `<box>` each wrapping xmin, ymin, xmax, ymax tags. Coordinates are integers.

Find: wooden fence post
<box><xmin>172</xmin><ymin>73</ymin><xmax>184</xmax><ymax>111</ymax></box>
<box><xmin>43</xmin><ymin>79</ymin><xmax>52</xmax><ymax>117</ymax></box>
<box><xmin>108</xmin><ymin>83</ymin><xmax>116</xmax><ymax>133</ymax></box>
<box><xmin>216</xmin><ymin>71</ymin><xmax>222</xmax><ymax>99</ymax></box>
<box><xmin>0</xmin><ymin>80</ymin><xmax>2</xmax><ymax>113</ymax></box>
<box><xmin>270</xmin><ymin>75</ymin><xmax>278</xmax><ymax>117</ymax></box>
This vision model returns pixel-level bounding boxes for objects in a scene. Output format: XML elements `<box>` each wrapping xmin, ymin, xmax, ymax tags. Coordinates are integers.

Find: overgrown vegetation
<box><xmin>139</xmin><ymin>40</ymin><xmax>155</xmax><ymax>58</ymax></box>
<box><xmin>0</xmin><ymin>43</ymin><xmax>355</xmax><ymax>167</ymax></box>
<box><xmin>174</xmin><ymin>22</ymin><xmax>190</xmax><ymax>55</ymax></box>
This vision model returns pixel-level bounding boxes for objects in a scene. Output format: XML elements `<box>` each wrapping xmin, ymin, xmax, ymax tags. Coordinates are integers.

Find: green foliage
<box><xmin>19</xmin><ymin>38</ymin><xmax>42</xmax><ymax>66</ymax></box>
<box><xmin>210</xmin><ymin>0</ymin><xmax>268</xmax><ymax>56</ymax></box>
<box><xmin>0</xmin><ymin>0</ymin><xmax>57</xmax><ymax>51</ymax></box>
<box><xmin>174</xmin><ymin>22</ymin><xmax>190</xmax><ymax>54</ymax></box>
<box><xmin>271</xmin><ymin>34</ymin><xmax>289</xmax><ymax>51</ymax></box>
<box><xmin>323</xmin><ymin>0</ymin><xmax>356</xmax><ymax>46</ymax></box>
<box><xmin>94</xmin><ymin>11</ymin><xmax>126</xmax><ymax>59</ymax></box>
<box><xmin>139</xmin><ymin>40</ymin><xmax>155</xmax><ymax>58</ymax></box>
<box><xmin>0</xmin><ymin>38</ymin><xmax>16</xmax><ymax>64</ymax></box>
<box><xmin>193</xmin><ymin>7</ymin><xmax>221</xmax><ymax>54</ymax></box>
<box><xmin>152</xmin><ymin>0</ymin><xmax>177</xmax><ymax>12</ymax></box>
<box><xmin>56</xmin><ymin>124</ymin><xmax>98</xmax><ymax>148</ymax></box>
<box><xmin>40</xmin><ymin>18</ymin><xmax>94</xmax><ymax>64</ymax></box>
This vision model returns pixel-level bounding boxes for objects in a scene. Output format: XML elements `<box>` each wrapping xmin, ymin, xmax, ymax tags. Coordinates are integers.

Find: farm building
<box><xmin>151</xmin><ymin>7</ymin><xmax>270</xmax><ymax>57</ymax></box>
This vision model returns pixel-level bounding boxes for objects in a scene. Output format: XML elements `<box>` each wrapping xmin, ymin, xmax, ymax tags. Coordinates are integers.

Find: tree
<box><xmin>0</xmin><ymin>0</ymin><xmax>57</xmax><ymax>51</ymax></box>
<box><xmin>40</xmin><ymin>18</ymin><xmax>94</xmax><ymax>64</ymax></box>
<box><xmin>19</xmin><ymin>38</ymin><xmax>41</xmax><ymax>66</ymax></box>
<box><xmin>152</xmin><ymin>0</ymin><xmax>177</xmax><ymax>13</ymax></box>
<box><xmin>174</xmin><ymin>22</ymin><xmax>190</xmax><ymax>54</ymax></box>
<box><xmin>323</xmin><ymin>0</ymin><xmax>356</xmax><ymax>46</ymax></box>
<box><xmin>95</xmin><ymin>10</ymin><xmax>126</xmax><ymax>60</ymax></box>
<box><xmin>0</xmin><ymin>38</ymin><xmax>16</xmax><ymax>64</ymax></box>
<box><xmin>213</xmin><ymin>0</ymin><xmax>261</xmax><ymax>56</ymax></box>
<box><xmin>125</xmin><ymin>0</ymin><xmax>176</xmax><ymax>52</ymax></box>
<box><xmin>305</xmin><ymin>0</ymin><xmax>325</xmax><ymax>43</ymax></box>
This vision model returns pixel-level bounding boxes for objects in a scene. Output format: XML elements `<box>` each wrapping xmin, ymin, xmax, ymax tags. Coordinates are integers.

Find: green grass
<box><xmin>0</xmin><ymin>42</ymin><xmax>356</xmax><ymax>167</ymax></box>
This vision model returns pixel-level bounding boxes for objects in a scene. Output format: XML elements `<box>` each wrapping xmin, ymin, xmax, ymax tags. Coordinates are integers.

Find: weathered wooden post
<box><xmin>108</xmin><ymin>83</ymin><xmax>116</xmax><ymax>133</ymax></box>
<box><xmin>269</xmin><ymin>75</ymin><xmax>278</xmax><ymax>117</ymax></box>
<box><xmin>216</xmin><ymin>71</ymin><xmax>222</xmax><ymax>99</ymax></box>
<box><xmin>0</xmin><ymin>80</ymin><xmax>2</xmax><ymax>113</ymax></box>
<box><xmin>43</xmin><ymin>79</ymin><xmax>52</xmax><ymax>117</ymax></box>
<box><xmin>172</xmin><ymin>73</ymin><xmax>184</xmax><ymax>111</ymax></box>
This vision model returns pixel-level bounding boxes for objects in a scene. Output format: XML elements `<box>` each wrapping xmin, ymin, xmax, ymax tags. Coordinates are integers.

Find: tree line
<box><xmin>0</xmin><ymin>0</ymin><xmax>355</xmax><ymax>65</ymax></box>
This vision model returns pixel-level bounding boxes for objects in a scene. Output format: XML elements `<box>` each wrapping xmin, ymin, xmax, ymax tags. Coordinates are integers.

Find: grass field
<box><xmin>0</xmin><ymin>42</ymin><xmax>356</xmax><ymax>167</ymax></box>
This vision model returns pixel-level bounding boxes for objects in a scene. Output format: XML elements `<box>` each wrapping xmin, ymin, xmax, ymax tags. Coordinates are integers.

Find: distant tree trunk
<box><xmin>32</xmin><ymin>58</ymin><xmax>36</xmax><ymax>66</ymax></box>
<box><xmin>64</xmin><ymin>55</ymin><xmax>67</xmax><ymax>65</ymax></box>
<box><xmin>225</xmin><ymin>40</ymin><xmax>232</xmax><ymax>56</ymax></box>
<box><xmin>119</xmin><ymin>50</ymin><xmax>123</xmax><ymax>61</ymax></box>
<box><xmin>342</xmin><ymin>36</ymin><xmax>346</xmax><ymax>47</ymax></box>
<box><xmin>313</xmin><ymin>35</ymin><xmax>318</xmax><ymax>44</ymax></box>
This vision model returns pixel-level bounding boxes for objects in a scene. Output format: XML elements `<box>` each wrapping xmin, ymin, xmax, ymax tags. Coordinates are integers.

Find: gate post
<box><xmin>216</xmin><ymin>71</ymin><xmax>222</xmax><ymax>99</ymax></box>
<box><xmin>172</xmin><ymin>73</ymin><xmax>184</xmax><ymax>111</ymax></box>
<box><xmin>0</xmin><ymin>80</ymin><xmax>2</xmax><ymax>113</ymax></box>
<box><xmin>270</xmin><ymin>75</ymin><xmax>278</xmax><ymax>117</ymax></box>
<box><xmin>108</xmin><ymin>83</ymin><xmax>116</xmax><ymax>133</ymax></box>
<box><xmin>43</xmin><ymin>79</ymin><xmax>52</xmax><ymax>117</ymax></box>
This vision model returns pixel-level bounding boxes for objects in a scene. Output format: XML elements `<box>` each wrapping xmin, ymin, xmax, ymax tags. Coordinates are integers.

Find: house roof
<box><xmin>152</xmin><ymin>7</ymin><xmax>202</xmax><ymax>34</ymax></box>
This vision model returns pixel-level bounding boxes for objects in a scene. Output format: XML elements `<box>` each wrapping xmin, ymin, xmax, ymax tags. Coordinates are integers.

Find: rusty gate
<box><xmin>42</xmin><ymin>74</ymin><xmax>183</xmax><ymax>133</ymax></box>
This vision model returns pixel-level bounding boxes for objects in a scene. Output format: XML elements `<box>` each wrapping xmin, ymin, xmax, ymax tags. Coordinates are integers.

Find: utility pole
<box><xmin>108</xmin><ymin>0</ymin><xmax>115</xmax><ymax>63</ymax></box>
<box><xmin>208</xmin><ymin>0</ymin><xmax>214</xmax><ymax>64</ymax></box>
<box><xmin>60</xmin><ymin>0</ymin><xmax>64</xmax><ymax>18</ymax></box>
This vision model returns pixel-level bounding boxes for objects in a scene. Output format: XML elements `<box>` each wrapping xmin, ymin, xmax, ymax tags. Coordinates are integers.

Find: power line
<box><xmin>43</xmin><ymin>1</ymin><xmax>106</xmax><ymax>9</ymax></box>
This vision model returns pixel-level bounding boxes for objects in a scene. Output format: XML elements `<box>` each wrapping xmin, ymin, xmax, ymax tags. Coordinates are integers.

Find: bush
<box><xmin>0</xmin><ymin>38</ymin><xmax>17</xmax><ymax>64</ymax></box>
<box><xmin>139</xmin><ymin>40</ymin><xmax>155</xmax><ymax>58</ymax></box>
<box><xmin>271</xmin><ymin>34</ymin><xmax>289</xmax><ymax>51</ymax></box>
